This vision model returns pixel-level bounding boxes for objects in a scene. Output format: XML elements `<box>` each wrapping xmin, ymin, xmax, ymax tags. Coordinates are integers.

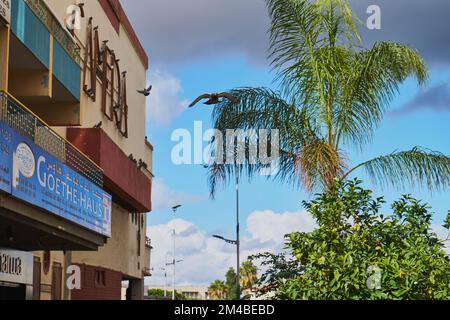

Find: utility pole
<box><xmin>190</xmin><ymin>93</ymin><xmax>241</xmax><ymax>299</ymax></box>
<box><xmin>161</xmin><ymin>267</ymin><xmax>167</xmax><ymax>297</ymax></box>
<box><xmin>165</xmin><ymin>258</ymin><xmax>183</xmax><ymax>299</ymax></box>
<box><xmin>235</xmin><ymin>165</ymin><xmax>240</xmax><ymax>300</ymax></box>
<box><xmin>212</xmin><ymin>166</ymin><xmax>240</xmax><ymax>300</ymax></box>
<box><xmin>170</xmin><ymin>205</ymin><xmax>182</xmax><ymax>300</ymax></box>
<box><xmin>172</xmin><ymin>227</ymin><xmax>176</xmax><ymax>300</ymax></box>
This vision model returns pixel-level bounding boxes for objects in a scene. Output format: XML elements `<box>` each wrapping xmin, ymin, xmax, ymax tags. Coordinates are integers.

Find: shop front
<box><xmin>0</xmin><ymin>248</ymin><xmax>33</xmax><ymax>300</ymax></box>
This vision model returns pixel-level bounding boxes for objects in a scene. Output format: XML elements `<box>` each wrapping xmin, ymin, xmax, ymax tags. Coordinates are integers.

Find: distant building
<box><xmin>146</xmin><ymin>285</ymin><xmax>211</xmax><ymax>300</ymax></box>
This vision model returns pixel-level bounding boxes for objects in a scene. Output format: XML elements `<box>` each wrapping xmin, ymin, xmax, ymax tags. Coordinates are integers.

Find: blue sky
<box><xmin>142</xmin><ymin>60</ymin><xmax>449</xmax><ymax>286</ymax></box>
<box><xmin>121</xmin><ymin>0</ymin><xmax>450</xmax><ymax>285</ymax></box>
<box><xmin>148</xmin><ymin>60</ymin><xmax>450</xmax><ymax>231</ymax></box>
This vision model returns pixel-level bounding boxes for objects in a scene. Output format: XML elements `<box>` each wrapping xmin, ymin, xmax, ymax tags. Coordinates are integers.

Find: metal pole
<box><xmin>164</xmin><ymin>270</ymin><xmax>167</xmax><ymax>297</ymax></box>
<box><xmin>162</xmin><ymin>265</ymin><xmax>167</xmax><ymax>297</ymax></box>
<box><xmin>235</xmin><ymin>165</ymin><xmax>240</xmax><ymax>300</ymax></box>
<box><xmin>172</xmin><ymin>226</ymin><xmax>176</xmax><ymax>300</ymax></box>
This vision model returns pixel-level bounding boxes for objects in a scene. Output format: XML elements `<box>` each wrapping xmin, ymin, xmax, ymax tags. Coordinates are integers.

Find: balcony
<box><xmin>7</xmin><ymin>0</ymin><xmax>82</xmax><ymax>126</ymax></box>
<box><xmin>20</xmin><ymin>0</ymin><xmax>80</xmax><ymax>64</ymax></box>
<box><xmin>143</xmin><ymin>237</ymin><xmax>152</xmax><ymax>277</ymax></box>
<box><xmin>0</xmin><ymin>90</ymin><xmax>102</xmax><ymax>185</ymax></box>
<box><xmin>142</xmin><ymin>267</ymin><xmax>152</xmax><ymax>278</ymax></box>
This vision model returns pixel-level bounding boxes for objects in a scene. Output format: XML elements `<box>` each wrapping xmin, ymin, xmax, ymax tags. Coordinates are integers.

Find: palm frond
<box><xmin>336</xmin><ymin>41</ymin><xmax>429</xmax><ymax>148</ymax></box>
<box><xmin>208</xmin><ymin>87</ymin><xmax>317</xmax><ymax>197</ymax></box>
<box><xmin>267</xmin><ymin>0</ymin><xmax>360</xmax><ymax>100</ymax></box>
<box><xmin>344</xmin><ymin>148</ymin><xmax>450</xmax><ymax>192</ymax></box>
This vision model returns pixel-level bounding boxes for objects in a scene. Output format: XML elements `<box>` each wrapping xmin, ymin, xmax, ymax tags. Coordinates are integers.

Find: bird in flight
<box><xmin>137</xmin><ymin>85</ymin><xmax>152</xmax><ymax>97</ymax></box>
<box><xmin>189</xmin><ymin>93</ymin><xmax>238</xmax><ymax>107</ymax></box>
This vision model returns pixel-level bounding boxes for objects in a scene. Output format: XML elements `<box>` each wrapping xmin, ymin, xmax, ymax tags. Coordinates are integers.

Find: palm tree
<box><xmin>240</xmin><ymin>261</ymin><xmax>258</xmax><ymax>291</ymax></box>
<box><xmin>207</xmin><ymin>0</ymin><xmax>450</xmax><ymax>196</ymax></box>
<box><xmin>208</xmin><ymin>280</ymin><xmax>229</xmax><ymax>300</ymax></box>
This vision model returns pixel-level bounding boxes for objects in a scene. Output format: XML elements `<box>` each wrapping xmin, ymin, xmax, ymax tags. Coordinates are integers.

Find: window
<box><xmin>51</xmin><ymin>263</ymin><xmax>62</xmax><ymax>300</ymax></box>
<box><xmin>131</xmin><ymin>213</ymin><xmax>140</xmax><ymax>225</ymax></box>
<box><xmin>43</xmin><ymin>251</ymin><xmax>51</xmax><ymax>275</ymax></box>
<box><xmin>95</xmin><ymin>270</ymin><xmax>106</xmax><ymax>287</ymax></box>
<box><xmin>32</xmin><ymin>257</ymin><xmax>41</xmax><ymax>300</ymax></box>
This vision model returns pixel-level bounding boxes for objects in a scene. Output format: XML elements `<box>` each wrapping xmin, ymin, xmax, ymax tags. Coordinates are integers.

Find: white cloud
<box><xmin>146</xmin><ymin>70</ymin><xmax>190</xmax><ymax>127</ymax></box>
<box><xmin>152</xmin><ymin>178</ymin><xmax>205</xmax><ymax>211</ymax></box>
<box><xmin>246</xmin><ymin>210</ymin><xmax>317</xmax><ymax>246</ymax></box>
<box><xmin>146</xmin><ymin>210</ymin><xmax>316</xmax><ymax>286</ymax></box>
<box><xmin>146</xmin><ymin>211</ymin><xmax>450</xmax><ymax>287</ymax></box>
<box><xmin>432</xmin><ymin>225</ymin><xmax>450</xmax><ymax>254</ymax></box>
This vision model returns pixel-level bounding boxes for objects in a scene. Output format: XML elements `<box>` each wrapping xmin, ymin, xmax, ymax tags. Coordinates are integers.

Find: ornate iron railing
<box><xmin>0</xmin><ymin>91</ymin><xmax>103</xmax><ymax>187</ymax></box>
<box><xmin>23</xmin><ymin>0</ymin><xmax>81</xmax><ymax>64</ymax></box>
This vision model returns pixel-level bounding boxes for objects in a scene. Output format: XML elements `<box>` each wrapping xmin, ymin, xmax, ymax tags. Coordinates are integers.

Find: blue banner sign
<box><xmin>0</xmin><ymin>120</ymin><xmax>12</xmax><ymax>193</ymax></box>
<box><xmin>0</xmin><ymin>119</ymin><xmax>111</xmax><ymax>237</ymax></box>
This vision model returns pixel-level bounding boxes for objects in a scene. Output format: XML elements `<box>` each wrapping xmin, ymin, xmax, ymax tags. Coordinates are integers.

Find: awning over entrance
<box><xmin>0</xmin><ymin>193</ymin><xmax>105</xmax><ymax>251</ymax></box>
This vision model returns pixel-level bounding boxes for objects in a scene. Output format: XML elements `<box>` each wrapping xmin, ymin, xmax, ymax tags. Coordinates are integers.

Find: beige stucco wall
<box><xmin>71</xmin><ymin>203</ymin><xmax>150</xmax><ymax>280</ymax></box>
<box><xmin>41</xmin><ymin>1</ymin><xmax>152</xmax><ymax>281</ymax></box>
<box><xmin>33</xmin><ymin>251</ymin><xmax>67</xmax><ymax>300</ymax></box>
<box><xmin>45</xmin><ymin>0</ymin><xmax>149</xmax><ymax>166</ymax></box>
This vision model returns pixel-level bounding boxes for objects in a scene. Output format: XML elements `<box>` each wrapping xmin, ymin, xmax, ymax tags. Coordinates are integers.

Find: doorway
<box><xmin>0</xmin><ymin>283</ymin><xmax>26</xmax><ymax>300</ymax></box>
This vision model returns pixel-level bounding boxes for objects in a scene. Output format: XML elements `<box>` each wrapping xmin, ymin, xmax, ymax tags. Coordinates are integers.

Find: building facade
<box><xmin>0</xmin><ymin>0</ymin><xmax>152</xmax><ymax>300</ymax></box>
<box><xmin>145</xmin><ymin>285</ymin><xmax>211</xmax><ymax>300</ymax></box>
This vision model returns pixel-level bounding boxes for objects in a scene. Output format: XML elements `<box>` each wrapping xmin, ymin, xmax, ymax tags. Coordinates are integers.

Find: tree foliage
<box><xmin>208</xmin><ymin>280</ymin><xmax>229</xmax><ymax>300</ymax></box>
<box><xmin>254</xmin><ymin>179</ymin><xmax>450</xmax><ymax>300</ymax></box>
<box><xmin>241</xmin><ymin>260</ymin><xmax>258</xmax><ymax>291</ymax></box>
<box><xmin>147</xmin><ymin>289</ymin><xmax>186</xmax><ymax>300</ymax></box>
<box><xmin>225</xmin><ymin>267</ymin><xmax>239</xmax><ymax>300</ymax></box>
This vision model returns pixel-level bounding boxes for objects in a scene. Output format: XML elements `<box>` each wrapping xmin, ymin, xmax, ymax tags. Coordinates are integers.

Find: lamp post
<box><xmin>170</xmin><ymin>205</ymin><xmax>182</xmax><ymax>300</ymax></box>
<box><xmin>235</xmin><ymin>165</ymin><xmax>240</xmax><ymax>300</ymax></box>
<box><xmin>165</xmin><ymin>259</ymin><xmax>184</xmax><ymax>299</ymax></box>
<box><xmin>192</xmin><ymin>93</ymin><xmax>241</xmax><ymax>299</ymax></box>
<box><xmin>161</xmin><ymin>267</ymin><xmax>167</xmax><ymax>297</ymax></box>
<box><xmin>211</xmin><ymin>165</ymin><xmax>241</xmax><ymax>300</ymax></box>
<box><xmin>213</xmin><ymin>217</ymin><xmax>241</xmax><ymax>301</ymax></box>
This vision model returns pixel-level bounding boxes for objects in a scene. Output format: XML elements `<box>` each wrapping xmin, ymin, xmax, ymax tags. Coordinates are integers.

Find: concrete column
<box><xmin>0</xmin><ymin>24</ymin><xmax>10</xmax><ymax>91</ymax></box>
<box><xmin>128</xmin><ymin>279</ymin><xmax>144</xmax><ymax>300</ymax></box>
<box><xmin>63</xmin><ymin>251</ymin><xmax>72</xmax><ymax>301</ymax></box>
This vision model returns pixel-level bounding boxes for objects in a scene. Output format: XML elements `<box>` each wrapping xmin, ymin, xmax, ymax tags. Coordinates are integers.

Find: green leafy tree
<box><xmin>208</xmin><ymin>280</ymin><xmax>229</xmax><ymax>300</ymax></box>
<box><xmin>147</xmin><ymin>289</ymin><xmax>186</xmax><ymax>300</ymax></box>
<box><xmin>225</xmin><ymin>267</ymin><xmax>239</xmax><ymax>300</ymax></box>
<box><xmin>206</xmin><ymin>0</ymin><xmax>450</xmax><ymax>196</ymax></box>
<box><xmin>250</xmin><ymin>252</ymin><xmax>304</xmax><ymax>295</ymax></box>
<box><xmin>255</xmin><ymin>179</ymin><xmax>450</xmax><ymax>300</ymax></box>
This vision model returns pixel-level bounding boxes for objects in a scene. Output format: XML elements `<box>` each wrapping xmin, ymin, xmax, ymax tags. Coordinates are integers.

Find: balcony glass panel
<box><xmin>53</xmin><ymin>40</ymin><xmax>81</xmax><ymax>101</ymax></box>
<box><xmin>10</xmin><ymin>0</ymin><xmax>50</xmax><ymax>68</ymax></box>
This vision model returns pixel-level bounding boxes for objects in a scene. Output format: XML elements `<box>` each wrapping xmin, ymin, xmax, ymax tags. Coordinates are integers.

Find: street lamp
<box><xmin>170</xmin><ymin>204</ymin><xmax>182</xmax><ymax>300</ymax></box>
<box><xmin>213</xmin><ymin>235</ymin><xmax>238</xmax><ymax>245</ymax></box>
<box><xmin>213</xmin><ymin>231</ymin><xmax>241</xmax><ymax>300</ymax></box>
<box><xmin>191</xmin><ymin>93</ymin><xmax>241</xmax><ymax>300</ymax></box>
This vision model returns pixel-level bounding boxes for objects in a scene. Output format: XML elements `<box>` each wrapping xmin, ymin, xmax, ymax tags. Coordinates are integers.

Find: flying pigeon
<box><xmin>189</xmin><ymin>93</ymin><xmax>238</xmax><ymax>107</ymax></box>
<box><xmin>137</xmin><ymin>85</ymin><xmax>152</xmax><ymax>97</ymax></box>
